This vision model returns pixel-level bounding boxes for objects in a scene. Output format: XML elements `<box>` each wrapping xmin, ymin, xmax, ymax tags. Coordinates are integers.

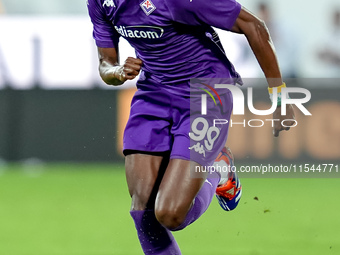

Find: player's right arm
<box><xmin>98</xmin><ymin>47</ymin><xmax>142</xmax><ymax>86</ymax></box>
<box><xmin>87</xmin><ymin>0</ymin><xmax>142</xmax><ymax>86</ymax></box>
<box><xmin>165</xmin><ymin>0</ymin><xmax>295</xmax><ymax>136</ymax></box>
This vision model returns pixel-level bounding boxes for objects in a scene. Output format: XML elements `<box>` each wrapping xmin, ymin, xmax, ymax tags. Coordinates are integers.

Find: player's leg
<box><xmin>125</xmin><ymin>152</ymin><xmax>167</xmax><ymax>211</ymax></box>
<box><xmin>154</xmin><ymin>148</ymin><xmax>242</xmax><ymax>232</ymax></box>
<box><xmin>153</xmin><ymin>83</ymin><xmax>242</xmax><ymax>230</ymax></box>
<box><xmin>126</xmin><ymin>152</ymin><xmax>181</xmax><ymax>255</ymax></box>
<box><xmin>187</xmin><ymin>79</ymin><xmax>242</xmax><ymax>212</ymax></box>
<box><xmin>123</xmin><ymin>88</ymin><xmax>183</xmax><ymax>254</ymax></box>
<box><xmin>155</xmin><ymin>158</ymin><xmax>220</xmax><ymax>230</ymax></box>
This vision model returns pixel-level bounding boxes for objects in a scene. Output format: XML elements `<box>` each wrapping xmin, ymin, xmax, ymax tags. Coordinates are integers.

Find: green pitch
<box><xmin>0</xmin><ymin>163</ymin><xmax>339</xmax><ymax>255</ymax></box>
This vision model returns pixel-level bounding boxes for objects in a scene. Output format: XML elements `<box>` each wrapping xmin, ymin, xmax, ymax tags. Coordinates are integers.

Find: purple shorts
<box><xmin>123</xmin><ymin>85</ymin><xmax>233</xmax><ymax>167</ymax></box>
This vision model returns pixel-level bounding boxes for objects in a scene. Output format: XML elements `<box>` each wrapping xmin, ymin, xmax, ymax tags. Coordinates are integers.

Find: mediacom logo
<box><xmin>114</xmin><ymin>25</ymin><xmax>164</xmax><ymax>39</ymax></box>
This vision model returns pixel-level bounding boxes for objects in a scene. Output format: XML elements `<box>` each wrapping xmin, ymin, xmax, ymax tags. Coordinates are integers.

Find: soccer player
<box><xmin>87</xmin><ymin>0</ymin><xmax>295</xmax><ymax>254</ymax></box>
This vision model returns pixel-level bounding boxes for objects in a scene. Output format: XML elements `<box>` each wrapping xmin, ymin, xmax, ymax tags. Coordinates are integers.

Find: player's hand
<box><xmin>272</xmin><ymin>104</ymin><xmax>295</xmax><ymax>137</ymax></box>
<box><xmin>116</xmin><ymin>57</ymin><xmax>143</xmax><ymax>81</ymax></box>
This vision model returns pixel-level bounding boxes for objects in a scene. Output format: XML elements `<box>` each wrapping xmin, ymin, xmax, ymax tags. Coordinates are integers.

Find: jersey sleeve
<box><xmin>87</xmin><ymin>0</ymin><xmax>119</xmax><ymax>48</ymax></box>
<box><xmin>165</xmin><ymin>0</ymin><xmax>241</xmax><ymax>31</ymax></box>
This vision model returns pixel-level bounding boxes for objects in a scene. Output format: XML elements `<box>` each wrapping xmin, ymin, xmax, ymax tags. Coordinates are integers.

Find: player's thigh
<box><xmin>155</xmin><ymin>159</ymin><xmax>207</xmax><ymax>221</ymax></box>
<box><xmin>125</xmin><ymin>153</ymin><xmax>168</xmax><ymax>211</ymax></box>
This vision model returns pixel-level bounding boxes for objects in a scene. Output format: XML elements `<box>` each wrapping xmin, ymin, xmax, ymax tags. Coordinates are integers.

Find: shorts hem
<box><xmin>170</xmin><ymin>154</ymin><xmax>190</xmax><ymax>161</ymax></box>
<box><xmin>123</xmin><ymin>148</ymin><xmax>170</xmax><ymax>157</ymax></box>
<box><xmin>170</xmin><ymin>154</ymin><xmax>213</xmax><ymax>167</ymax></box>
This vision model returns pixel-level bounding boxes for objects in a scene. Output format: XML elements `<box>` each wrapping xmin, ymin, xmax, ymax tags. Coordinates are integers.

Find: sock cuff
<box><xmin>130</xmin><ymin>209</ymin><xmax>180</xmax><ymax>254</ymax></box>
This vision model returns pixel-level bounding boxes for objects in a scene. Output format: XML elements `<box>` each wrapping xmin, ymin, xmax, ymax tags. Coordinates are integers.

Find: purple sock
<box><xmin>130</xmin><ymin>210</ymin><xmax>181</xmax><ymax>255</ymax></box>
<box><xmin>172</xmin><ymin>172</ymin><xmax>220</xmax><ymax>231</ymax></box>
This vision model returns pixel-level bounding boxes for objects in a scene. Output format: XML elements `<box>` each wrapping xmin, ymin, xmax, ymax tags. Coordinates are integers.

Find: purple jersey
<box><xmin>87</xmin><ymin>0</ymin><xmax>242</xmax><ymax>94</ymax></box>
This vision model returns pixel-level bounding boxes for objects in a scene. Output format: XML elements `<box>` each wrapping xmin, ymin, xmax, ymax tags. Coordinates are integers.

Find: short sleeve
<box><xmin>165</xmin><ymin>0</ymin><xmax>241</xmax><ymax>31</ymax></box>
<box><xmin>87</xmin><ymin>0</ymin><xmax>120</xmax><ymax>48</ymax></box>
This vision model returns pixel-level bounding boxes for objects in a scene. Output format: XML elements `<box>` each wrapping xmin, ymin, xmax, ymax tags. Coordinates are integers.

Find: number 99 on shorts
<box><xmin>189</xmin><ymin>117</ymin><xmax>222</xmax><ymax>158</ymax></box>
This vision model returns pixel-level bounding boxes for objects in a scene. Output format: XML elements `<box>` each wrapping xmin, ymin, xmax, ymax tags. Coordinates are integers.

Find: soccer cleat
<box><xmin>214</xmin><ymin>147</ymin><xmax>242</xmax><ymax>211</ymax></box>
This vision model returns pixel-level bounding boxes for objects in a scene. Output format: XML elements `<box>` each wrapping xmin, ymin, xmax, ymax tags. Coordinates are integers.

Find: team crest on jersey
<box><xmin>140</xmin><ymin>0</ymin><xmax>156</xmax><ymax>16</ymax></box>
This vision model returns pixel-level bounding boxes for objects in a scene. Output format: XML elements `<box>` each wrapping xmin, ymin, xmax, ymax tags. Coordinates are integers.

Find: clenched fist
<box><xmin>115</xmin><ymin>57</ymin><xmax>143</xmax><ymax>82</ymax></box>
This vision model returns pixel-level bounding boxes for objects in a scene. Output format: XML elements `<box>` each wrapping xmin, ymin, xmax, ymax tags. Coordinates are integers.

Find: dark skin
<box><xmin>98</xmin><ymin>7</ymin><xmax>295</xmax><ymax>229</ymax></box>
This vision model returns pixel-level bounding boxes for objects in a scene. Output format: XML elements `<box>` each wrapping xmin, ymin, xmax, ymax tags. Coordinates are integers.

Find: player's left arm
<box><xmin>231</xmin><ymin>6</ymin><xmax>295</xmax><ymax>137</ymax></box>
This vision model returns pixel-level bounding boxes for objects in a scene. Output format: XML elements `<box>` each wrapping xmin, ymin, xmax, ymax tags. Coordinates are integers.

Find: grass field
<box><xmin>0</xmin><ymin>163</ymin><xmax>339</xmax><ymax>255</ymax></box>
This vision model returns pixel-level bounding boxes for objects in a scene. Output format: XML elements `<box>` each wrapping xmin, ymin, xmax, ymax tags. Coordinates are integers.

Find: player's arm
<box><xmin>231</xmin><ymin>7</ymin><xmax>282</xmax><ymax>87</ymax></box>
<box><xmin>231</xmin><ymin>7</ymin><xmax>295</xmax><ymax>136</ymax></box>
<box><xmin>98</xmin><ymin>47</ymin><xmax>143</xmax><ymax>86</ymax></box>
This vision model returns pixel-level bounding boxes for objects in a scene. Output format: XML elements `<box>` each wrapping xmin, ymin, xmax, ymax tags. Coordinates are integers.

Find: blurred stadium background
<box><xmin>0</xmin><ymin>0</ymin><xmax>339</xmax><ymax>254</ymax></box>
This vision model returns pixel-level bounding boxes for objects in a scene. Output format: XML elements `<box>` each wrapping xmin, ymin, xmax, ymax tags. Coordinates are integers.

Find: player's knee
<box><xmin>130</xmin><ymin>191</ymin><xmax>150</xmax><ymax>211</ymax></box>
<box><xmin>154</xmin><ymin>207</ymin><xmax>186</xmax><ymax>230</ymax></box>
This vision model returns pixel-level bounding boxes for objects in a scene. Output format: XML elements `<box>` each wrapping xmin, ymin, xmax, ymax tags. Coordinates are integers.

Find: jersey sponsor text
<box><xmin>114</xmin><ymin>25</ymin><xmax>164</xmax><ymax>39</ymax></box>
